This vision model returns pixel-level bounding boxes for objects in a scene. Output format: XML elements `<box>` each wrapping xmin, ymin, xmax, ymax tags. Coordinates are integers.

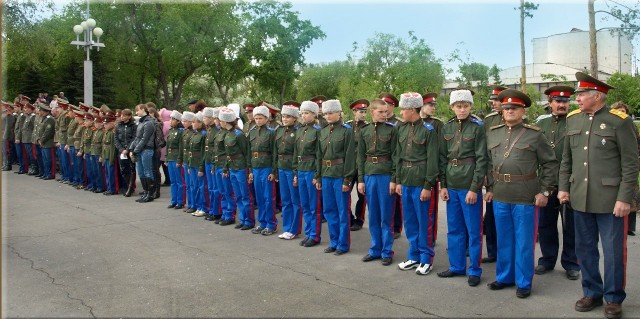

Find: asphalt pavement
<box><xmin>2</xmin><ymin>171</ymin><xmax>639</xmax><ymax>318</ymax></box>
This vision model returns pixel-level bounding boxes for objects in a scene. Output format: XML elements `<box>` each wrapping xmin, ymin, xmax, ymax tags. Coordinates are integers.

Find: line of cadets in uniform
<box><xmin>1</xmin><ymin>87</ymin><xmax>580</xmax><ymax>300</ymax></box>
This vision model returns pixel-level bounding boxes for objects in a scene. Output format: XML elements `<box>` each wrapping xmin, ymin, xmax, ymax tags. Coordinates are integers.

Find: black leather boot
<box><xmin>135</xmin><ymin>178</ymin><xmax>149</xmax><ymax>202</ymax></box>
<box><xmin>140</xmin><ymin>178</ymin><xmax>155</xmax><ymax>203</ymax></box>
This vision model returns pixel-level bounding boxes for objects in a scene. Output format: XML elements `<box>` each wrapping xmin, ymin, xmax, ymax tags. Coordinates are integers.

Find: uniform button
<box><xmin>585</xmin><ymin>178</ymin><xmax>588</xmax><ymax>181</ymax></box>
<box><xmin>585</xmin><ymin>131</ymin><xmax>589</xmax><ymax>135</ymax></box>
<box><xmin>584</xmin><ymin>162</ymin><xmax>587</xmax><ymax>166</ymax></box>
<box><xmin>584</xmin><ymin>146</ymin><xmax>588</xmax><ymax>150</ymax></box>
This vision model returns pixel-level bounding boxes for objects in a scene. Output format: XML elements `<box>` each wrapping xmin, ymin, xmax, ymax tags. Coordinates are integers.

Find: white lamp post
<box><xmin>70</xmin><ymin>2</ymin><xmax>105</xmax><ymax>107</ymax></box>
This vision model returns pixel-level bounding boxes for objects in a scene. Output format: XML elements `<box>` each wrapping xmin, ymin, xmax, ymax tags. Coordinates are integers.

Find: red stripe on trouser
<box><xmin>22</xmin><ymin>146</ymin><xmax>28</xmax><ymax>169</ymax></box>
<box><xmin>50</xmin><ymin>148</ymin><xmax>56</xmax><ymax>178</ymax></box>
<box><xmin>101</xmin><ymin>162</ymin><xmax>106</xmax><ymax>189</ymax></box>
<box><xmin>315</xmin><ymin>189</ymin><xmax>322</xmax><ymax>241</ymax></box>
<box><xmin>247</xmin><ymin>168</ymin><xmax>255</xmax><ymax>223</ymax></box>
<box><xmin>531</xmin><ymin>206</ymin><xmax>539</xmax><ymax>285</ymax></box>
<box><xmin>271</xmin><ymin>181</ymin><xmax>277</xmax><ymax>231</ymax></box>
<box><xmin>31</xmin><ymin>146</ymin><xmax>37</xmax><ymax>159</ymax></box>
<box><xmin>478</xmin><ymin>200</ymin><xmax>485</xmax><ymax>265</ymax></box>
<box><xmin>623</xmin><ymin>214</ymin><xmax>628</xmax><ymax>289</ymax></box>
<box><xmin>427</xmin><ymin>197</ymin><xmax>434</xmax><ymax>264</ymax></box>
<box><xmin>347</xmin><ymin>190</ymin><xmax>351</xmax><ymax>246</ymax></box>
<box><xmin>430</xmin><ymin>186</ymin><xmax>438</xmax><ymax>239</ymax></box>
<box><xmin>83</xmin><ymin>158</ymin><xmax>87</xmax><ymax>186</ymax></box>
<box><xmin>180</xmin><ymin>167</ymin><xmax>186</xmax><ymax>205</ymax></box>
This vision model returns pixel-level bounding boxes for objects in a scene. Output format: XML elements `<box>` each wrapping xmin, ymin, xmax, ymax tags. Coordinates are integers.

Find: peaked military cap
<box><xmin>349</xmin><ymin>99</ymin><xmax>369</xmax><ymax>110</ymax></box>
<box><xmin>574</xmin><ymin>72</ymin><xmax>615</xmax><ymax>93</ymax></box>
<box><xmin>422</xmin><ymin>93</ymin><xmax>438</xmax><ymax>104</ymax></box>
<box><xmin>497</xmin><ymin>89</ymin><xmax>531</xmax><ymax>108</ymax></box>
<box><xmin>544</xmin><ymin>85</ymin><xmax>575</xmax><ymax>102</ymax></box>
<box><xmin>378</xmin><ymin>92</ymin><xmax>399</xmax><ymax>107</ymax></box>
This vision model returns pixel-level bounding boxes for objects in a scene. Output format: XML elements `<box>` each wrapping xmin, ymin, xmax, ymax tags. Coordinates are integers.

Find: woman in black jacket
<box><xmin>115</xmin><ymin>109</ymin><xmax>137</xmax><ymax>196</ymax></box>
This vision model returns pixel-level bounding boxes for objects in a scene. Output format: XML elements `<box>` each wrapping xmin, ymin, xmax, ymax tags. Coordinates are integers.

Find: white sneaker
<box><xmin>193</xmin><ymin>210</ymin><xmax>207</xmax><ymax>217</ymax></box>
<box><xmin>278</xmin><ymin>232</ymin><xmax>290</xmax><ymax>239</ymax></box>
<box><xmin>415</xmin><ymin>263</ymin><xmax>433</xmax><ymax>275</ymax></box>
<box><xmin>398</xmin><ymin>260</ymin><xmax>420</xmax><ymax>270</ymax></box>
<box><xmin>283</xmin><ymin>232</ymin><xmax>297</xmax><ymax>240</ymax></box>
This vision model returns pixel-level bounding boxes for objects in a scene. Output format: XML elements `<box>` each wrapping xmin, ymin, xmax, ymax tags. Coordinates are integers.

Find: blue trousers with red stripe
<box><xmin>188</xmin><ymin>167</ymin><xmax>206</xmax><ymax>211</ymax></box>
<box><xmin>91</xmin><ymin>155</ymin><xmax>105</xmax><ymax>191</ymax></box>
<box><xmin>402</xmin><ymin>185</ymin><xmax>434</xmax><ymax>264</ymax></box>
<box><xmin>229</xmin><ymin>168</ymin><xmax>254</xmax><ymax>227</ymax></box>
<box><xmin>41</xmin><ymin>147</ymin><xmax>55</xmax><ymax>178</ymax></box>
<box><xmin>57</xmin><ymin>145</ymin><xmax>68</xmax><ymax>180</ymax></box>
<box><xmin>298</xmin><ymin>170</ymin><xmax>321</xmax><ymax>242</ymax></box>
<box><xmin>167</xmin><ymin>161</ymin><xmax>185</xmax><ymax>206</ymax></box>
<box><xmin>205</xmin><ymin>163</ymin><xmax>221</xmax><ymax>217</ymax></box>
<box><xmin>364</xmin><ymin>174</ymin><xmax>394</xmax><ymax>258</ymax></box>
<box><xmin>23</xmin><ymin>143</ymin><xmax>34</xmax><ymax>170</ymax></box>
<box><xmin>216</xmin><ymin>167</ymin><xmax>236</xmax><ymax>221</ymax></box>
<box><xmin>574</xmin><ymin>210</ymin><xmax>627</xmax><ymax>304</ymax></box>
<box><xmin>104</xmin><ymin>159</ymin><xmax>116</xmax><ymax>193</ymax></box>
<box><xmin>253</xmin><ymin>167</ymin><xmax>276</xmax><ymax>229</ymax></box>
<box><xmin>493</xmin><ymin>201</ymin><xmax>537</xmax><ymax>289</ymax></box>
<box><xmin>445</xmin><ymin>188</ymin><xmax>483</xmax><ymax>277</ymax></box>
<box><xmin>16</xmin><ymin>143</ymin><xmax>28</xmax><ymax>172</ymax></box>
<box><xmin>322</xmin><ymin>177</ymin><xmax>350</xmax><ymax>252</ymax></box>
<box><xmin>279</xmin><ymin>168</ymin><xmax>301</xmax><ymax>235</ymax></box>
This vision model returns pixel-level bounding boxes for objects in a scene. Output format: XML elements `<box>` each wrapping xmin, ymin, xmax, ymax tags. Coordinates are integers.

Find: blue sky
<box><xmin>291</xmin><ymin>0</ymin><xmax>636</xmax><ymax>76</ymax></box>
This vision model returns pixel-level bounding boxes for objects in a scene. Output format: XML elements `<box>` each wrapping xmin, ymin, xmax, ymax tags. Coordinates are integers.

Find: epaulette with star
<box><xmin>423</xmin><ymin>122</ymin><xmax>434</xmax><ymax>131</ymax></box>
<box><xmin>489</xmin><ymin>124</ymin><xmax>505</xmax><ymax>130</ymax></box>
<box><xmin>342</xmin><ymin>123</ymin><xmax>352</xmax><ymax>129</ymax></box>
<box><xmin>385</xmin><ymin>122</ymin><xmax>396</xmax><ymax>127</ymax></box>
<box><xmin>470</xmin><ymin>117</ymin><xmax>484</xmax><ymax>126</ymax></box>
<box><xmin>567</xmin><ymin>109</ymin><xmax>582</xmax><ymax>118</ymax></box>
<box><xmin>313</xmin><ymin>124</ymin><xmax>321</xmax><ymax>130</ymax></box>
<box><xmin>610</xmin><ymin>109</ymin><xmax>629</xmax><ymax>119</ymax></box>
<box><xmin>523</xmin><ymin>123</ymin><xmax>541</xmax><ymax>131</ymax></box>
<box><xmin>234</xmin><ymin>128</ymin><xmax>243</xmax><ymax>136</ymax></box>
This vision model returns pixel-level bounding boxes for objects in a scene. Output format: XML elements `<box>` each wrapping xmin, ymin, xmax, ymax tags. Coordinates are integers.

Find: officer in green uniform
<box><xmin>484</xmin><ymin>89</ymin><xmax>557</xmax><ymax>299</ymax></box>
<box><xmin>394</xmin><ymin>92</ymin><xmax>439</xmax><ymax>275</ymax></box>
<box><xmin>421</xmin><ymin>93</ymin><xmax>444</xmax><ymax>133</ymax></box>
<box><xmin>346</xmin><ymin>98</ymin><xmax>369</xmax><ymax>231</ymax></box>
<box><xmin>90</xmin><ymin>115</ymin><xmax>105</xmax><ymax>192</ymax></box>
<box><xmin>166</xmin><ymin>110</ymin><xmax>186</xmax><ymax>210</ymax></box>
<box><xmin>437</xmin><ymin>89</ymin><xmax>487</xmax><ymax>286</ymax></box>
<box><xmin>242</xmin><ymin>104</ymin><xmax>257</xmax><ymax>135</ymax></box>
<box><xmin>186</xmin><ymin>112</ymin><xmax>207</xmax><ymax>217</ymax></box>
<box><xmin>79</xmin><ymin>113</ymin><xmax>96</xmax><ymax>190</ymax></box>
<box><xmin>558</xmin><ymin>72</ymin><xmax>638</xmax><ymax>319</ymax></box>
<box><xmin>101</xmin><ymin>114</ymin><xmax>118</xmax><ymax>195</ymax></box>
<box><xmin>32</xmin><ymin>104</ymin><xmax>45</xmax><ymax>177</ymax></box>
<box><xmin>65</xmin><ymin>106</ymin><xmax>79</xmax><ymax>185</ymax></box>
<box><xmin>37</xmin><ymin>103</ymin><xmax>56</xmax><ymax>180</ymax></box>
<box><xmin>20</xmin><ymin>103</ymin><xmax>37</xmax><ymax>175</ymax></box>
<box><xmin>178</xmin><ymin>111</ymin><xmax>195</xmax><ymax>213</ymax></box>
<box><xmin>481</xmin><ymin>84</ymin><xmax>508</xmax><ymax>263</ymax></box>
<box><xmin>14</xmin><ymin>101</ymin><xmax>28</xmax><ymax>174</ymax></box>
<box><xmin>310</xmin><ymin>95</ymin><xmax>329</xmax><ymax>128</ymax></box>
<box><xmin>357</xmin><ymin>98</ymin><xmax>397</xmax><ymax>266</ymax></box>
<box><xmin>2</xmin><ymin>101</ymin><xmax>16</xmax><ymax>171</ymax></box>
<box><xmin>535</xmin><ymin>85</ymin><xmax>580</xmax><ymax>280</ymax></box>
<box><xmin>379</xmin><ymin>92</ymin><xmax>405</xmax><ymax>239</ymax></box>
<box><xmin>55</xmin><ymin>99</ymin><xmax>72</xmax><ymax>182</ymax></box>
<box><xmin>317</xmin><ymin>99</ymin><xmax>356</xmax><ymax>255</ymax></box>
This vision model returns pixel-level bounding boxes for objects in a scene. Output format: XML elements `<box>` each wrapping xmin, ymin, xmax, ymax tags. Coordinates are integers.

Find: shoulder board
<box><xmin>470</xmin><ymin>118</ymin><xmax>484</xmax><ymax>126</ymax></box>
<box><xmin>384</xmin><ymin>122</ymin><xmax>396</xmax><ymax>127</ymax></box>
<box><xmin>485</xmin><ymin>112</ymin><xmax>498</xmax><ymax>118</ymax></box>
<box><xmin>423</xmin><ymin>122</ymin><xmax>434</xmax><ymax>131</ymax></box>
<box><xmin>446</xmin><ymin>116</ymin><xmax>456</xmax><ymax>124</ymax></box>
<box><xmin>46</xmin><ymin>115</ymin><xmax>52</xmax><ymax>119</ymax></box>
<box><xmin>177</xmin><ymin>127</ymin><xmax>184</xmax><ymax>131</ymax></box>
<box><xmin>523</xmin><ymin>123</ymin><xmax>541</xmax><ymax>131</ymax></box>
<box><xmin>490</xmin><ymin>124</ymin><xmax>505</xmax><ymax>130</ymax></box>
<box><xmin>234</xmin><ymin>129</ymin><xmax>243</xmax><ymax>136</ymax></box>
<box><xmin>342</xmin><ymin>123</ymin><xmax>352</xmax><ymax>129</ymax></box>
<box><xmin>471</xmin><ymin>114</ymin><xmax>483</xmax><ymax>121</ymax></box>
<box><xmin>567</xmin><ymin>109</ymin><xmax>582</xmax><ymax>118</ymax></box>
<box><xmin>267</xmin><ymin>126</ymin><xmax>275</xmax><ymax>132</ymax></box>
<box><xmin>313</xmin><ymin>124</ymin><xmax>321</xmax><ymax>130</ymax></box>
<box><xmin>361</xmin><ymin>123</ymin><xmax>370</xmax><ymax>128</ymax></box>
<box><xmin>610</xmin><ymin>109</ymin><xmax>629</xmax><ymax>119</ymax></box>
<box><xmin>345</xmin><ymin>120</ymin><xmax>353</xmax><ymax>124</ymax></box>
<box><xmin>201</xmin><ymin>130</ymin><xmax>207</xmax><ymax>136</ymax></box>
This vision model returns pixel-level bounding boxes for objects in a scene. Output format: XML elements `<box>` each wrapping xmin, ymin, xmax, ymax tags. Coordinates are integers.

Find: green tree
<box><xmin>606</xmin><ymin>72</ymin><xmax>640</xmax><ymax>114</ymax></box>
<box><xmin>295</xmin><ymin>61</ymin><xmax>349</xmax><ymax>102</ymax></box>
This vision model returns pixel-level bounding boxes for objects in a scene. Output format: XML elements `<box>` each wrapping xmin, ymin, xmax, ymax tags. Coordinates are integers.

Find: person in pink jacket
<box><xmin>159</xmin><ymin>108</ymin><xmax>172</xmax><ymax>186</ymax></box>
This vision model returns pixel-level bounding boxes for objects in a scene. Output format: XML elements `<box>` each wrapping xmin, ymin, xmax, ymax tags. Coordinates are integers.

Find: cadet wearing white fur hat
<box><xmin>178</xmin><ymin>111</ymin><xmax>196</xmax><ymax>213</ymax></box>
<box><xmin>166</xmin><ymin>109</ymin><xmax>186</xmax><ymax>210</ymax></box>
<box><xmin>318</xmin><ymin>99</ymin><xmax>356</xmax><ymax>255</ymax></box>
<box><xmin>275</xmin><ymin>105</ymin><xmax>301</xmax><ymax>240</ymax></box>
<box><xmin>203</xmin><ymin>107</ymin><xmax>215</xmax><ymax>119</ymax></box>
<box><xmin>186</xmin><ymin>110</ymin><xmax>208</xmax><ymax>217</ymax></box>
<box><xmin>395</xmin><ymin>92</ymin><xmax>439</xmax><ymax>276</ymax></box>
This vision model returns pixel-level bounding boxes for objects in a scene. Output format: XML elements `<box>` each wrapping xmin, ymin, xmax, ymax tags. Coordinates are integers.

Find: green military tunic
<box><xmin>248</xmin><ymin>125</ymin><xmax>276</xmax><ymax>172</ymax></box>
<box><xmin>39</xmin><ymin>115</ymin><xmax>56</xmax><ymax>148</ymax></box>
<box><xmin>56</xmin><ymin>109</ymin><xmax>71</xmax><ymax>146</ymax></box>
<box><xmin>80</xmin><ymin>127</ymin><xmax>95</xmax><ymax>155</ymax></box>
<box><xmin>20</xmin><ymin>113</ymin><xmax>35</xmax><ymax>144</ymax></box>
<box><xmin>439</xmin><ymin>116</ymin><xmax>488</xmax><ymax>193</ymax></box>
<box><xmin>422</xmin><ymin>115</ymin><xmax>444</xmax><ymax>134</ymax></box>
<box><xmin>31</xmin><ymin>114</ymin><xmax>42</xmax><ymax>145</ymax></box>
<box><xmin>14</xmin><ymin>112</ymin><xmax>26</xmax><ymax>142</ymax></box>
<box><xmin>242</xmin><ymin>120</ymin><xmax>256</xmax><ymax>136</ymax></box>
<box><xmin>177</xmin><ymin>128</ymin><xmax>194</xmax><ymax>167</ymax></box>
<box><xmin>356</xmin><ymin>122</ymin><xmax>397</xmax><ymax>182</ymax></box>
<box><xmin>204</xmin><ymin>125</ymin><xmax>218</xmax><ymax>165</ymax></box>
<box><xmin>486</xmin><ymin>123</ymin><xmax>558</xmax><ymax>204</ymax></box>
<box><xmin>101</xmin><ymin>127</ymin><xmax>116</xmax><ymax>163</ymax></box>
<box><xmin>213</xmin><ymin>129</ymin><xmax>229</xmax><ymax>169</ymax></box>
<box><xmin>165</xmin><ymin>127</ymin><xmax>184</xmax><ymax>162</ymax></box>
<box><xmin>274</xmin><ymin>124</ymin><xmax>298</xmax><ymax>173</ymax></box>
<box><xmin>559</xmin><ymin>107</ymin><xmax>639</xmax><ymax>213</ymax></box>
<box><xmin>223</xmin><ymin>127</ymin><xmax>250</xmax><ymax>173</ymax></box>
<box><xmin>73</xmin><ymin>123</ymin><xmax>85</xmax><ymax>151</ymax></box>
<box><xmin>66</xmin><ymin>119</ymin><xmax>78</xmax><ymax>149</ymax></box>
<box><xmin>91</xmin><ymin>127</ymin><xmax>104</xmax><ymax>157</ymax></box>
<box><xmin>394</xmin><ymin>118</ymin><xmax>439</xmax><ymax>189</ymax></box>
<box><xmin>292</xmin><ymin>122</ymin><xmax>321</xmax><ymax>177</ymax></box>
<box><xmin>483</xmin><ymin>111</ymin><xmax>503</xmax><ymax>132</ymax></box>
<box><xmin>186</xmin><ymin>128</ymin><xmax>206</xmax><ymax>172</ymax></box>
<box><xmin>536</xmin><ymin>114</ymin><xmax>567</xmax><ymax>164</ymax></box>
<box><xmin>317</xmin><ymin>121</ymin><xmax>356</xmax><ymax>187</ymax></box>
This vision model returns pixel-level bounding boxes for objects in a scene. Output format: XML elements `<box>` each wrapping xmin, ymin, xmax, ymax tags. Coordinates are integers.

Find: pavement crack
<box><xmin>125</xmin><ymin>223</ymin><xmax>209</xmax><ymax>255</ymax></box>
<box><xmin>239</xmin><ymin>252</ymin><xmax>444</xmax><ymax>318</ymax></box>
<box><xmin>7</xmin><ymin>243</ymin><xmax>96</xmax><ymax>318</ymax></box>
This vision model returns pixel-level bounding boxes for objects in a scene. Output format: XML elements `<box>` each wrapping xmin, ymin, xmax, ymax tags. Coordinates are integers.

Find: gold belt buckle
<box><xmin>324</xmin><ymin>160</ymin><xmax>332</xmax><ymax>167</ymax></box>
<box><xmin>205</xmin><ymin>146</ymin><xmax>209</xmax><ymax>151</ymax></box>
<box><xmin>252</xmin><ymin>152</ymin><xmax>259</xmax><ymax>158</ymax></box>
<box><xmin>451</xmin><ymin>159</ymin><xmax>458</xmax><ymax>166</ymax></box>
<box><xmin>371</xmin><ymin>156</ymin><xmax>378</xmax><ymax>164</ymax></box>
<box><xmin>189</xmin><ymin>151</ymin><xmax>192</xmax><ymax>156</ymax></box>
<box><xmin>298</xmin><ymin>156</ymin><xmax>302</xmax><ymax>162</ymax></box>
<box><xmin>214</xmin><ymin>156</ymin><xmax>219</xmax><ymax>162</ymax></box>
<box><xmin>406</xmin><ymin>161</ymin><xmax>412</xmax><ymax>168</ymax></box>
<box><xmin>226</xmin><ymin>155</ymin><xmax>231</xmax><ymax>161</ymax></box>
<box><xmin>503</xmin><ymin>174</ymin><xmax>511</xmax><ymax>183</ymax></box>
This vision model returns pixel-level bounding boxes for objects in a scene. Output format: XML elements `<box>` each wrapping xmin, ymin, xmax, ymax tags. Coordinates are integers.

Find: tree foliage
<box><xmin>606</xmin><ymin>72</ymin><xmax>640</xmax><ymax>114</ymax></box>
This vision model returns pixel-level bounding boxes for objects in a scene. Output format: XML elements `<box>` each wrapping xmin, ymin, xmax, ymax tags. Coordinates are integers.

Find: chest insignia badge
<box><xmin>602</xmin><ymin>138</ymin><xmax>606</xmax><ymax>146</ymax></box>
<box><xmin>600</xmin><ymin>123</ymin><xmax>606</xmax><ymax>130</ymax></box>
